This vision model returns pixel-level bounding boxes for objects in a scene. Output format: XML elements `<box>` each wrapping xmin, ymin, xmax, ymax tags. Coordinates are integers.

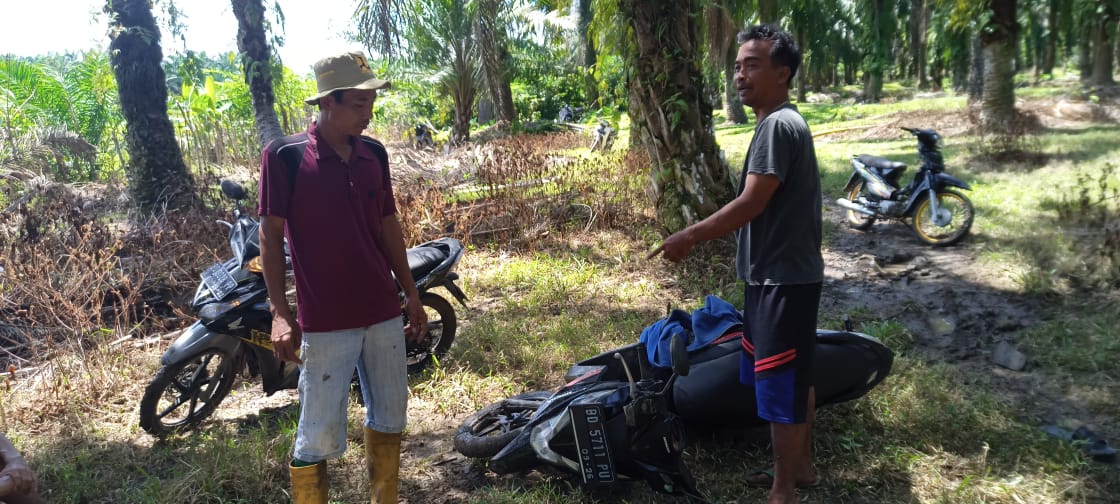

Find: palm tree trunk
<box><xmin>1079</xmin><ymin>12</ymin><xmax>1093</xmax><ymax>81</ymax></box>
<box><xmin>229</xmin><ymin>0</ymin><xmax>284</xmax><ymax>150</ymax></box>
<box><xmin>704</xmin><ymin>2</ymin><xmax>746</xmax><ymax>124</ymax></box>
<box><xmin>107</xmin><ymin>0</ymin><xmax>196</xmax><ymax>212</ymax></box>
<box><xmin>232</xmin><ymin>0</ymin><xmax>285</xmax><ymax>148</ymax></box>
<box><xmin>1090</xmin><ymin>4</ymin><xmax>1116</xmax><ymax>86</ymax></box>
<box><xmin>909</xmin><ymin>0</ymin><xmax>930</xmax><ymax>88</ymax></box>
<box><xmin>723</xmin><ymin>49</ymin><xmax>748</xmax><ymax>124</ymax></box>
<box><xmin>449</xmin><ymin>58</ymin><xmax>475</xmax><ymax>143</ymax></box>
<box><xmin>795</xmin><ymin>24</ymin><xmax>808</xmax><ymax>103</ymax></box>
<box><xmin>476</xmin><ymin>0</ymin><xmax>516</xmax><ymax>124</ymax></box>
<box><xmin>575</xmin><ymin>0</ymin><xmax>599</xmax><ymax>106</ymax></box>
<box><xmin>757</xmin><ymin>0</ymin><xmax>780</xmax><ymax>24</ymax></box>
<box><xmin>980</xmin><ymin>0</ymin><xmax>1018</xmax><ymax>132</ymax></box>
<box><xmin>968</xmin><ymin>34</ymin><xmax>985</xmax><ymax>102</ymax></box>
<box><xmin>621</xmin><ymin>0</ymin><xmax>732</xmax><ymax>233</ymax></box>
<box><xmin>1041</xmin><ymin>0</ymin><xmax>1058</xmax><ymax>76</ymax></box>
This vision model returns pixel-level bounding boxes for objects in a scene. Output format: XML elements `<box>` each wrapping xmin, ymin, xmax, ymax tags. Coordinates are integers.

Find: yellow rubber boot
<box><xmin>364</xmin><ymin>427</ymin><xmax>402</xmax><ymax>504</ymax></box>
<box><xmin>289</xmin><ymin>461</ymin><xmax>328</xmax><ymax>504</ymax></box>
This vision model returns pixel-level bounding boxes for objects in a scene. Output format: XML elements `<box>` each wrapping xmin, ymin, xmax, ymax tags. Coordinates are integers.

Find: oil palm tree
<box><xmin>620</xmin><ymin>0</ymin><xmax>732</xmax><ymax>233</ymax></box>
<box><xmin>232</xmin><ymin>0</ymin><xmax>285</xmax><ymax>148</ymax></box>
<box><xmin>106</xmin><ymin>0</ymin><xmax>196</xmax><ymax>212</ymax></box>
<box><xmin>409</xmin><ymin>0</ymin><xmax>480</xmax><ymax>143</ymax></box>
<box><xmin>980</xmin><ymin>0</ymin><xmax>1018</xmax><ymax>131</ymax></box>
<box><xmin>704</xmin><ymin>0</ymin><xmax>748</xmax><ymax>124</ymax></box>
<box><xmin>475</xmin><ymin>0</ymin><xmax>517</xmax><ymax>124</ymax></box>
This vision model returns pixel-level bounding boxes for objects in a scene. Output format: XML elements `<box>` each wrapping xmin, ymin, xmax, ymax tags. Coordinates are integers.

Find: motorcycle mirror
<box><xmin>669</xmin><ymin>333</ymin><xmax>690</xmax><ymax>377</ymax></box>
<box><xmin>220</xmin><ymin>180</ymin><xmax>248</xmax><ymax>201</ymax></box>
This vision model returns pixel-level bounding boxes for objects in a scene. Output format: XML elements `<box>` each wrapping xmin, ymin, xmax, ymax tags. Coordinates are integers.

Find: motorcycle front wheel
<box><xmin>846</xmin><ymin>181</ymin><xmax>877</xmax><ymax>231</ymax></box>
<box><xmin>139</xmin><ymin>347</ymin><xmax>239</xmax><ymax>436</ymax></box>
<box><xmin>910</xmin><ymin>189</ymin><xmax>974</xmax><ymax>246</ymax></box>
<box><xmin>453</xmin><ymin>391</ymin><xmax>551</xmax><ymax>458</ymax></box>
<box><xmin>405</xmin><ymin>293</ymin><xmax>457</xmax><ymax>374</ymax></box>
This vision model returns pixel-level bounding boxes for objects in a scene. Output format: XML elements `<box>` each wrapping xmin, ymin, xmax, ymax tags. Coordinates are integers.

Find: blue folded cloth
<box><xmin>639</xmin><ymin>295</ymin><xmax>743</xmax><ymax>368</ymax></box>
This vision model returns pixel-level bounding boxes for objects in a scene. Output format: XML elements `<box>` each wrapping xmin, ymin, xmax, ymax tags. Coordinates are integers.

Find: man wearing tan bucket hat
<box><xmin>257</xmin><ymin>51</ymin><xmax>426</xmax><ymax>504</ymax></box>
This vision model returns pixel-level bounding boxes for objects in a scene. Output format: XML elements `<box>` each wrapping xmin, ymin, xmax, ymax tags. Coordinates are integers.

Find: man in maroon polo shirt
<box><xmin>257</xmin><ymin>51</ymin><xmax>425</xmax><ymax>504</ymax></box>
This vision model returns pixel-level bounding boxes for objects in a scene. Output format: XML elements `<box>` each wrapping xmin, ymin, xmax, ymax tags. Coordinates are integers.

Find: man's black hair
<box><xmin>738</xmin><ymin>24</ymin><xmax>801</xmax><ymax>88</ymax></box>
<box><xmin>316</xmin><ymin>89</ymin><xmax>349</xmax><ymax>109</ymax></box>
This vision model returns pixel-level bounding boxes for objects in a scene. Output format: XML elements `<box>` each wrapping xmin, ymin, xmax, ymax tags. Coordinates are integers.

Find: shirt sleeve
<box><xmin>380</xmin><ymin>156</ymin><xmax>397</xmax><ymax>218</ymax></box>
<box><xmin>746</xmin><ymin>114</ymin><xmax>796</xmax><ymax>184</ymax></box>
<box><xmin>258</xmin><ymin>143</ymin><xmax>292</xmax><ymax>219</ymax></box>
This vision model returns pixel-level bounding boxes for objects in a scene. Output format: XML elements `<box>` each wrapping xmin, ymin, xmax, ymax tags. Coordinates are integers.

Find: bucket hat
<box><xmin>304</xmin><ymin>52</ymin><xmax>391</xmax><ymax>105</ymax></box>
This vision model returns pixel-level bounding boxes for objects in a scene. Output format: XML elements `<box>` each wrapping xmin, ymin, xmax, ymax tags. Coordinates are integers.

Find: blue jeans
<box><xmin>292</xmin><ymin>318</ymin><xmax>408</xmax><ymax>462</ymax></box>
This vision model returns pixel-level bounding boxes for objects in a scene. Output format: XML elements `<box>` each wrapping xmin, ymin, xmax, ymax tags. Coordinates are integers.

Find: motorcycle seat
<box><xmin>407</xmin><ymin>244</ymin><xmax>448</xmax><ymax>280</ymax></box>
<box><xmin>857</xmin><ymin>155</ymin><xmax>907</xmax><ymax>172</ymax></box>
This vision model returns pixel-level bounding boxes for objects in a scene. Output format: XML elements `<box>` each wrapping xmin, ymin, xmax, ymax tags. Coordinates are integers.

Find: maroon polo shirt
<box><xmin>258</xmin><ymin>121</ymin><xmax>400</xmax><ymax>332</ymax></box>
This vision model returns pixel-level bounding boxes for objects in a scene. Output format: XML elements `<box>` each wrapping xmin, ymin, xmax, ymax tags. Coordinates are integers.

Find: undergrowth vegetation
<box><xmin>1</xmin><ymin>91</ymin><xmax>1119</xmax><ymax>503</ymax></box>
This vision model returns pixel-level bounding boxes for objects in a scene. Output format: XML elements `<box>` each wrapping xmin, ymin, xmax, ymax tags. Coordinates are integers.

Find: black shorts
<box><xmin>739</xmin><ymin>283</ymin><xmax>821</xmax><ymax>424</ymax></box>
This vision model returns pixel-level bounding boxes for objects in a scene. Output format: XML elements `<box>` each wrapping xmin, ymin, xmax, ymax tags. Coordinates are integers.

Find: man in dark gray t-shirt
<box><xmin>650</xmin><ymin>25</ymin><xmax>823</xmax><ymax>504</ymax></box>
<box><xmin>737</xmin><ymin>104</ymin><xmax>823</xmax><ymax>285</ymax></box>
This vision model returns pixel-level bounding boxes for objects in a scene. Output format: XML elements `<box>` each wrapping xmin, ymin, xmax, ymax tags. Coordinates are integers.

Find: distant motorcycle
<box><xmin>589</xmin><ymin>120</ymin><xmax>616</xmax><ymax>152</ymax></box>
<box><xmin>836</xmin><ymin>127</ymin><xmax>974</xmax><ymax>246</ymax></box>
<box><xmin>139</xmin><ymin>181</ymin><xmax>468</xmax><ymax>437</ymax></box>
<box><xmin>414</xmin><ymin>123</ymin><xmax>435</xmax><ymax>150</ymax></box>
<box><xmin>557</xmin><ymin>104</ymin><xmax>584</xmax><ymax>123</ymax></box>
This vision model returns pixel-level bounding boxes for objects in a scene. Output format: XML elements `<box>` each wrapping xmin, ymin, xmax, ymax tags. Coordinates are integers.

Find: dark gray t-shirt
<box><xmin>735</xmin><ymin>104</ymin><xmax>824</xmax><ymax>285</ymax></box>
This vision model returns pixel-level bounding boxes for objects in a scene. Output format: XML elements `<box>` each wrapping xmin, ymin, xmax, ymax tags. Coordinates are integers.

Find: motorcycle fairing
<box><xmin>855</xmin><ymin>154</ymin><xmax>908</xmax><ymax>187</ymax></box>
<box><xmin>671</xmin><ymin>330</ymin><xmax>894</xmax><ymax>427</ymax></box>
<box><xmin>160</xmin><ymin>321</ymin><xmax>243</xmax><ymax>366</ymax></box>
<box><xmin>196</xmin><ymin>284</ymin><xmax>269</xmax><ymax>335</ymax></box>
<box><xmin>490</xmin><ymin>381</ymin><xmax>625</xmax><ymax>473</ymax></box>
<box><xmin>901</xmin><ymin>171</ymin><xmax>972</xmax><ymax>215</ymax></box>
<box><xmin>228</xmin><ymin>216</ymin><xmax>261</xmax><ymax>266</ymax></box>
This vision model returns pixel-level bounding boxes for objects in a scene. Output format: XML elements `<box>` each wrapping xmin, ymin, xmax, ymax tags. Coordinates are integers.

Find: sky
<box><xmin>0</xmin><ymin>0</ymin><xmax>363</xmax><ymax>74</ymax></box>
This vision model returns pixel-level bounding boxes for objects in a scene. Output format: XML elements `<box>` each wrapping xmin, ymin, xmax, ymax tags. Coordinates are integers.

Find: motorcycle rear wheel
<box><xmin>910</xmin><ymin>189</ymin><xmax>974</xmax><ymax>246</ymax></box>
<box><xmin>453</xmin><ymin>391</ymin><xmax>551</xmax><ymax>458</ymax></box>
<box><xmin>405</xmin><ymin>293</ymin><xmax>457</xmax><ymax>374</ymax></box>
<box><xmin>846</xmin><ymin>181</ymin><xmax>877</xmax><ymax>231</ymax></box>
<box><xmin>139</xmin><ymin>347</ymin><xmax>238</xmax><ymax>437</ymax></box>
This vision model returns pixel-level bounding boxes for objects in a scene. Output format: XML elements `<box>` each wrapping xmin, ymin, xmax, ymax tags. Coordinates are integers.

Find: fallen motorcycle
<box><xmin>139</xmin><ymin>180</ymin><xmax>467</xmax><ymax>437</ymax></box>
<box><xmin>453</xmin><ymin>316</ymin><xmax>893</xmax><ymax>499</ymax></box>
<box><xmin>836</xmin><ymin>127</ymin><xmax>974</xmax><ymax>246</ymax></box>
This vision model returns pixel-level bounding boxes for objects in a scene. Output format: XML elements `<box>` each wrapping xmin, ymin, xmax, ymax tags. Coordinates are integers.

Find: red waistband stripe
<box><xmin>754</xmin><ymin>349</ymin><xmax>797</xmax><ymax>372</ymax></box>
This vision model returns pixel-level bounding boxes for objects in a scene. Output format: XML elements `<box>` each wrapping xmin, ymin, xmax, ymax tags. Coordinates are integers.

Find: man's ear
<box><xmin>777</xmin><ymin>66</ymin><xmax>792</xmax><ymax>87</ymax></box>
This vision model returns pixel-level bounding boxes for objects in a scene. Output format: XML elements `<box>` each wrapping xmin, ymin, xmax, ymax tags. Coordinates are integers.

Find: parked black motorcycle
<box><xmin>138</xmin><ymin>180</ymin><xmax>468</xmax><ymax>437</ymax></box>
<box><xmin>836</xmin><ymin>127</ymin><xmax>974</xmax><ymax>246</ymax></box>
<box><xmin>453</xmin><ymin>322</ymin><xmax>893</xmax><ymax>499</ymax></box>
<box><xmin>414</xmin><ymin>123</ymin><xmax>435</xmax><ymax>150</ymax></box>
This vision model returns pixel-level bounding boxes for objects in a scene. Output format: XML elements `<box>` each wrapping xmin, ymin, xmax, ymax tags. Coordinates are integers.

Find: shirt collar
<box><xmin>307</xmin><ymin>121</ymin><xmax>376</xmax><ymax>162</ymax></box>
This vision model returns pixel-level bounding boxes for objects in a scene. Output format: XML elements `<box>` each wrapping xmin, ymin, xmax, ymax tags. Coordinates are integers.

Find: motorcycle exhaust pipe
<box><xmin>835</xmin><ymin>198</ymin><xmax>876</xmax><ymax>216</ymax></box>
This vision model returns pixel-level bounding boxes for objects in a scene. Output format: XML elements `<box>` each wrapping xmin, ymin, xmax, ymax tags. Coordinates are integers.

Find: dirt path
<box><xmin>820</xmin><ymin>203</ymin><xmax>1117</xmax><ymax>443</ymax></box>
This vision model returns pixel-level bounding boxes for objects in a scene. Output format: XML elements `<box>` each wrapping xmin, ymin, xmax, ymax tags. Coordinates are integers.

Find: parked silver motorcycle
<box><xmin>836</xmin><ymin>127</ymin><xmax>974</xmax><ymax>246</ymax></box>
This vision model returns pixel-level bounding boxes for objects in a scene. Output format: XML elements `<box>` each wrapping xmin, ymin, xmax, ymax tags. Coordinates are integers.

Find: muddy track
<box><xmin>821</xmin><ymin>204</ymin><xmax>1115</xmax><ymax>441</ymax></box>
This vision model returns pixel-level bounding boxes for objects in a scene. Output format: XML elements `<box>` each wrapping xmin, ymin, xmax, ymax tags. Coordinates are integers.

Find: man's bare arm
<box><xmin>259</xmin><ymin>216</ymin><xmax>301</xmax><ymax>363</ymax></box>
<box><xmin>649</xmin><ymin>173</ymin><xmax>781</xmax><ymax>261</ymax></box>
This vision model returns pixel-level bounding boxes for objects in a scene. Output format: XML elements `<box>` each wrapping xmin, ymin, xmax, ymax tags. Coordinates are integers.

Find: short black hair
<box><xmin>316</xmin><ymin>89</ymin><xmax>348</xmax><ymax>109</ymax></box>
<box><xmin>738</xmin><ymin>24</ymin><xmax>801</xmax><ymax>87</ymax></box>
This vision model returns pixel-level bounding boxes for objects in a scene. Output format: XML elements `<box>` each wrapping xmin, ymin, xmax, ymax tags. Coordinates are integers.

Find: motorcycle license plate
<box><xmin>569</xmin><ymin>403</ymin><xmax>615</xmax><ymax>485</ymax></box>
<box><xmin>201</xmin><ymin>263</ymin><xmax>238</xmax><ymax>300</ymax></box>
